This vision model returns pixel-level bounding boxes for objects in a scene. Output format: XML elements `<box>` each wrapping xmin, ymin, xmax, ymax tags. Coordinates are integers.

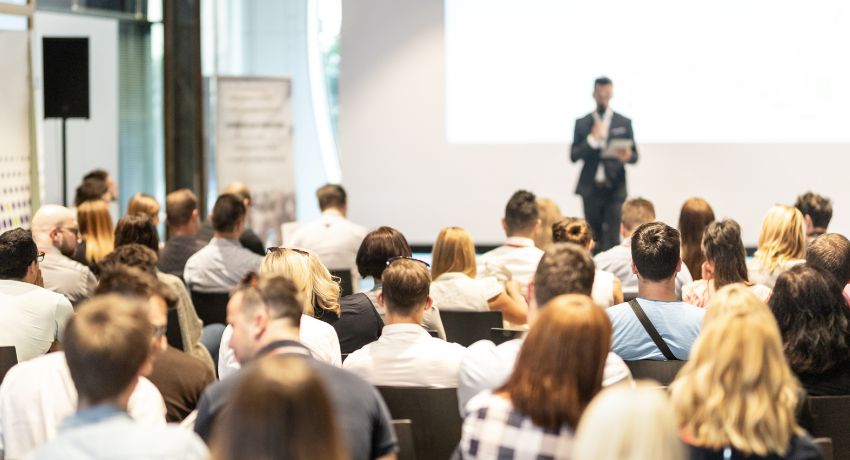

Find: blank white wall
<box><xmin>340</xmin><ymin>0</ymin><xmax>848</xmax><ymax>246</ymax></box>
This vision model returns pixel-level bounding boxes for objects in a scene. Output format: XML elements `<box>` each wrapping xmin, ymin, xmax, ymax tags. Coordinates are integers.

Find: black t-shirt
<box><xmin>317</xmin><ymin>293</ymin><xmax>384</xmax><ymax>355</ymax></box>
<box><xmin>158</xmin><ymin>235</ymin><xmax>207</xmax><ymax>279</ymax></box>
<box><xmin>687</xmin><ymin>436</ymin><xmax>823</xmax><ymax>460</ymax></box>
<box><xmin>797</xmin><ymin>362</ymin><xmax>850</xmax><ymax>396</ymax></box>
<box><xmin>147</xmin><ymin>346</ymin><xmax>216</xmax><ymax>423</ymax></box>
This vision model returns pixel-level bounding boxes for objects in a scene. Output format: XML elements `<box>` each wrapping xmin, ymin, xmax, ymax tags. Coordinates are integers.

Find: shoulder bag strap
<box><xmin>628</xmin><ymin>299</ymin><xmax>678</xmax><ymax>360</ymax></box>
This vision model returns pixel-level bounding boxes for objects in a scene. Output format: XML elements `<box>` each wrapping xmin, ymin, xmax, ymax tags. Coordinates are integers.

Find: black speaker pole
<box><xmin>61</xmin><ymin>117</ymin><xmax>67</xmax><ymax>206</ymax></box>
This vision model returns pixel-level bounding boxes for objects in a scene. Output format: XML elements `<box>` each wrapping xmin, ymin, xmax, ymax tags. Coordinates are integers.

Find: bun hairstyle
<box><xmin>552</xmin><ymin>217</ymin><xmax>593</xmax><ymax>248</ymax></box>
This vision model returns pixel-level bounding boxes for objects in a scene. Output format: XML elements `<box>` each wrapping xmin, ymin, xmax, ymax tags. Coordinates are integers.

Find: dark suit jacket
<box><xmin>570</xmin><ymin>112</ymin><xmax>638</xmax><ymax>201</ymax></box>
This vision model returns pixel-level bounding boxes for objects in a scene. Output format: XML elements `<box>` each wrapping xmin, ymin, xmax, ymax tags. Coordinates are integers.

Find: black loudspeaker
<box><xmin>42</xmin><ymin>37</ymin><xmax>90</xmax><ymax>119</ymax></box>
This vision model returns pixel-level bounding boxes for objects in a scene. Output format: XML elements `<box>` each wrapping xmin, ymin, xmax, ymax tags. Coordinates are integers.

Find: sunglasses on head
<box><xmin>266</xmin><ymin>247</ymin><xmax>310</xmax><ymax>257</ymax></box>
<box><xmin>386</xmin><ymin>256</ymin><xmax>430</xmax><ymax>269</ymax></box>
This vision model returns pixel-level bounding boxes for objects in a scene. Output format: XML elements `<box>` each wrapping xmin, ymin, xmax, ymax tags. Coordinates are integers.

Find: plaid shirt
<box><xmin>460</xmin><ymin>391</ymin><xmax>574</xmax><ymax>460</ymax></box>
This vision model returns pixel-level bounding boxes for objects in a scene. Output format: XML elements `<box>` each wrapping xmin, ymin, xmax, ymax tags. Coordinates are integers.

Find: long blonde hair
<box><xmin>77</xmin><ymin>200</ymin><xmax>114</xmax><ymax>263</ymax></box>
<box><xmin>431</xmin><ymin>227</ymin><xmax>477</xmax><ymax>280</ymax></box>
<box><xmin>754</xmin><ymin>205</ymin><xmax>806</xmax><ymax>272</ymax></box>
<box><xmin>670</xmin><ymin>304</ymin><xmax>803</xmax><ymax>456</ymax></box>
<box><xmin>534</xmin><ymin>198</ymin><xmax>562</xmax><ymax>249</ymax></box>
<box><xmin>573</xmin><ymin>383</ymin><xmax>685</xmax><ymax>460</ymax></box>
<box><xmin>260</xmin><ymin>248</ymin><xmax>341</xmax><ymax>317</ymax></box>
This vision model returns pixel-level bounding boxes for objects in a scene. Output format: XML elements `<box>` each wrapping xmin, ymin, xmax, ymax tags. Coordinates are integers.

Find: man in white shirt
<box><xmin>344</xmin><ymin>258</ymin><xmax>465</xmax><ymax>388</ymax></box>
<box><xmin>289</xmin><ymin>184</ymin><xmax>368</xmax><ymax>290</ymax></box>
<box><xmin>459</xmin><ymin>243</ymin><xmax>633</xmax><ymax>412</ymax></box>
<box><xmin>594</xmin><ymin>197</ymin><xmax>692</xmax><ymax>298</ymax></box>
<box><xmin>477</xmin><ymin>190</ymin><xmax>544</xmax><ymax>293</ymax></box>
<box><xmin>0</xmin><ymin>228</ymin><xmax>73</xmax><ymax>363</ymax></box>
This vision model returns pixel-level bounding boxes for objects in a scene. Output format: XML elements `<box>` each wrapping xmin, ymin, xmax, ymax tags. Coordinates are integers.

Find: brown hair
<box><xmin>258</xmin><ymin>274</ymin><xmax>304</xmax><ymax>327</ymax></box>
<box><xmin>806</xmin><ymin>233</ymin><xmax>850</xmax><ymax>285</ymax></box>
<box><xmin>431</xmin><ymin>227</ymin><xmax>477</xmax><ymax>279</ymax></box>
<box><xmin>127</xmin><ymin>193</ymin><xmax>161</xmax><ymax>221</ymax></box>
<box><xmin>678</xmin><ymin>198</ymin><xmax>715</xmax><ymax>281</ymax></box>
<box><xmin>77</xmin><ymin>199</ymin><xmax>115</xmax><ymax>263</ymax></box>
<box><xmin>621</xmin><ymin>198</ymin><xmax>656</xmax><ymax>232</ymax></box>
<box><xmin>316</xmin><ymin>184</ymin><xmax>347</xmax><ymax>211</ymax></box>
<box><xmin>114</xmin><ymin>214</ymin><xmax>159</xmax><ymax>253</ymax></box>
<box><xmin>95</xmin><ymin>264</ymin><xmax>176</xmax><ymax>309</ymax></box>
<box><xmin>381</xmin><ymin>258</ymin><xmax>431</xmax><ymax>316</ymax></box>
<box><xmin>165</xmin><ymin>189</ymin><xmax>198</xmax><ymax>227</ymax></box>
<box><xmin>534</xmin><ymin>198</ymin><xmax>562</xmax><ymax>249</ymax></box>
<box><xmin>211</xmin><ymin>355</ymin><xmax>348</xmax><ymax>460</ymax></box>
<box><xmin>533</xmin><ymin>243</ymin><xmax>595</xmax><ymax>305</ymax></box>
<box><xmin>355</xmin><ymin>227</ymin><xmax>412</xmax><ymax>280</ymax></box>
<box><xmin>702</xmin><ymin>219</ymin><xmax>749</xmax><ymax>289</ymax></box>
<box><xmin>99</xmin><ymin>244</ymin><xmax>159</xmax><ymax>278</ymax></box>
<box><xmin>552</xmin><ymin>217</ymin><xmax>593</xmax><ymax>248</ymax></box>
<box><xmin>63</xmin><ymin>295</ymin><xmax>153</xmax><ymax>403</ymax></box>
<box><xmin>500</xmin><ymin>294</ymin><xmax>610</xmax><ymax>429</ymax></box>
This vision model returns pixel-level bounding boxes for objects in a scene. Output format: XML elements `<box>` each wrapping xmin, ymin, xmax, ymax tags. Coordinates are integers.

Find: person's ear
<box><xmin>675</xmin><ymin>258</ymin><xmax>682</xmax><ymax>274</ymax></box>
<box><xmin>423</xmin><ymin>296</ymin><xmax>433</xmax><ymax>312</ymax></box>
<box><xmin>805</xmin><ymin>214</ymin><xmax>814</xmax><ymax>233</ymax></box>
<box><xmin>631</xmin><ymin>261</ymin><xmax>638</xmax><ymax>275</ymax></box>
<box><xmin>501</xmin><ymin>218</ymin><xmax>508</xmax><ymax>234</ymax></box>
<box><xmin>620</xmin><ymin>223</ymin><xmax>629</xmax><ymax>238</ymax></box>
<box><xmin>377</xmin><ymin>291</ymin><xmax>385</xmax><ymax>309</ymax></box>
<box><xmin>253</xmin><ymin>310</ymin><xmax>269</xmax><ymax>340</ymax></box>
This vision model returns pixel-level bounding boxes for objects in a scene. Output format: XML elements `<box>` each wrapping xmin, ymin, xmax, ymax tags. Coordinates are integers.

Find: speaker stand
<box><xmin>61</xmin><ymin>117</ymin><xmax>67</xmax><ymax>206</ymax></box>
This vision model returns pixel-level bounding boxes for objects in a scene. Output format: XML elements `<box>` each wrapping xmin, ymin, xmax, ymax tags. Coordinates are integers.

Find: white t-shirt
<box><xmin>476</xmin><ymin>237</ymin><xmax>544</xmax><ymax>294</ymax></box>
<box><xmin>0</xmin><ymin>280</ymin><xmax>74</xmax><ymax>362</ymax></box>
<box><xmin>590</xmin><ymin>269</ymin><xmax>617</xmax><ymax>308</ymax></box>
<box><xmin>430</xmin><ymin>273</ymin><xmax>504</xmax><ymax>313</ymax></box>
<box><xmin>288</xmin><ymin>210</ymin><xmax>368</xmax><ymax>288</ymax></box>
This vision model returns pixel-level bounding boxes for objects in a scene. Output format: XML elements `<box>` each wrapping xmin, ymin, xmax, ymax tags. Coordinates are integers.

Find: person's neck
<box><xmin>78</xmin><ymin>391</ymin><xmax>131</xmax><ymax>412</ymax></box>
<box><xmin>506</xmin><ymin>232</ymin><xmax>534</xmax><ymax>241</ymax></box>
<box><xmin>256</xmin><ymin>325</ymin><xmax>302</xmax><ymax>351</ymax></box>
<box><xmin>637</xmin><ymin>278</ymin><xmax>677</xmax><ymax>302</ymax></box>
<box><xmin>596</xmin><ymin>105</ymin><xmax>608</xmax><ymax>115</ymax></box>
<box><xmin>213</xmin><ymin>230</ymin><xmax>241</xmax><ymax>241</ymax></box>
<box><xmin>169</xmin><ymin>225</ymin><xmax>197</xmax><ymax>237</ymax></box>
<box><xmin>386</xmin><ymin>311</ymin><xmax>424</xmax><ymax>326</ymax></box>
<box><xmin>810</xmin><ymin>227</ymin><xmax>827</xmax><ymax>236</ymax></box>
<box><xmin>323</xmin><ymin>207</ymin><xmax>345</xmax><ymax>217</ymax></box>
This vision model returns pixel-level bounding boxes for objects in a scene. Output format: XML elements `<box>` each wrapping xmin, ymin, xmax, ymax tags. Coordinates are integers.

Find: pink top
<box><xmin>843</xmin><ymin>284</ymin><xmax>850</xmax><ymax>306</ymax></box>
<box><xmin>682</xmin><ymin>279</ymin><xmax>772</xmax><ymax>308</ymax></box>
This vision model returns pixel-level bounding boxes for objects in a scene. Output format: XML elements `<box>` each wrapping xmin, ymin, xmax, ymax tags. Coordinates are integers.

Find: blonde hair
<box><xmin>552</xmin><ymin>217</ymin><xmax>593</xmax><ymax>249</ymax></box>
<box><xmin>127</xmin><ymin>193</ymin><xmax>161</xmax><ymax>220</ymax></box>
<box><xmin>77</xmin><ymin>200</ymin><xmax>114</xmax><ymax>263</ymax></box>
<box><xmin>534</xmin><ymin>198</ymin><xmax>562</xmax><ymax>249</ymax></box>
<box><xmin>754</xmin><ymin>205</ymin><xmax>806</xmax><ymax>272</ymax></box>
<box><xmin>431</xmin><ymin>227</ymin><xmax>477</xmax><ymax>280</ymax></box>
<box><xmin>670</xmin><ymin>307</ymin><xmax>803</xmax><ymax>456</ymax></box>
<box><xmin>573</xmin><ymin>383</ymin><xmax>685</xmax><ymax>460</ymax></box>
<box><xmin>260</xmin><ymin>248</ymin><xmax>341</xmax><ymax>317</ymax></box>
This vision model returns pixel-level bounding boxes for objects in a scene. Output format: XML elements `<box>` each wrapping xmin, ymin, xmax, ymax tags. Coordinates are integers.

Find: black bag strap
<box><xmin>628</xmin><ymin>299</ymin><xmax>678</xmax><ymax>360</ymax></box>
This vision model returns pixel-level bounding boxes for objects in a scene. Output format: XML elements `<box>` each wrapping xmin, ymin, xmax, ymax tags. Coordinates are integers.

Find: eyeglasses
<box><xmin>58</xmin><ymin>227</ymin><xmax>80</xmax><ymax>237</ymax></box>
<box><xmin>33</xmin><ymin>252</ymin><xmax>45</xmax><ymax>264</ymax></box>
<box><xmin>266</xmin><ymin>247</ymin><xmax>310</xmax><ymax>257</ymax></box>
<box><xmin>386</xmin><ymin>256</ymin><xmax>430</xmax><ymax>269</ymax></box>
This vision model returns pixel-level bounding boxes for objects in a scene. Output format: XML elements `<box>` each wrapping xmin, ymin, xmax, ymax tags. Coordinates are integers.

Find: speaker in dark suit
<box><xmin>570</xmin><ymin>77</ymin><xmax>638</xmax><ymax>252</ymax></box>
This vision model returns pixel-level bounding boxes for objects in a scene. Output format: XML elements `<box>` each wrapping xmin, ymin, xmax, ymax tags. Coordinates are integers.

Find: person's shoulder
<box><xmin>340</xmin><ymin>292</ymin><xmax>375</xmax><ymax>312</ymax></box>
<box><xmin>153</xmin><ymin>424</ymin><xmax>208</xmax><ymax>455</ymax></box>
<box><xmin>463</xmin><ymin>338</ymin><xmax>520</xmax><ymax>368</ymax></box>
<box><xmin>302</xmin><ymin>314</ymin><xmax>339</xmax><ymax>335</ymax></box>
<box><xmin>311</xmin><ymin>358</ymin><xmax>375</xmax><ymax>393</ymax></box>
<box><xmin>576</xmin><ymin>113</ymin><xmax>594</xmax><ymax>123</ymax></box>
<box><xmin>2</xmin><ymin>350</ymin><xmax>65</xmax><ymax>385</ymax></box>
<box><xmin>606</xmin><ymin>301</ymin><xmax>630</xmax><ymax>316</ymax></box>
<box><xmin>612</xmin><ymin>112</ymin><xmax>633</xmax><ymax>123</ymax></box>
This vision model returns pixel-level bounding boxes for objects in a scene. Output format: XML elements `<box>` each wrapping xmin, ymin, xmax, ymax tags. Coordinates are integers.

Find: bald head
<box><xmin>222</xmin><ymin>182</ymin><xmax>251</xmax><ymax>206</ymax></box>
<box><xmin>31</xmin><ymin>205</ymin><xmax>79</xmax><ymax>255</ymax></box>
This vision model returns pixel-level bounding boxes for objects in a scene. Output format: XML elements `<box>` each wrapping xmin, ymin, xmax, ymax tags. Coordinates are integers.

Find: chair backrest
<box><xmin>378</xmin><ymin>387</ymin><xmax>462</xmax><ymax>460</ymax></box>
<box><xmin>392</xmin><ymin>419</ymin><xmax>418</xmax><ymax>460</ymax></box>
<box><xmin>341</xmin><ymin>353</ymin><xmax>350</xmax><ymax>362</ymax></box>
<box><xmin>329</xmin><ymin>269</ymin><xmax>354</xmax><ymax>297</ymax></box>
<box><xmin>624</xmin><ymin>360</ymin><xmax>686</xmax><ymax>387</ymax></box>
<box><xmin>490</xmin><ymin>328</ymin><xmax>523</xmax><ymax>345</ymax></box>
<box><xmin>0</xmin><ymin>346</ymin><xmax>17</xmax><ymax>385</ymax></box>
<box><xmin>813</xmin><ymin>438</ymin><xmax>834</xmax><ymax>460</ymax></box>
<box><xmin>189</xmin><ymin>291</ymin><xmax>230</xmax><ymax>326</ymax></box>
<box><xmin>165</xmin><ymin>306</ymin><xmax>185</xmax><ymax>351</ymax></box>
<box><xmin>440</xmin><ymin>310</ymin><xmax>503</xmax><ymax>347</ymax></box>
<box><xmin>801</xmin><ymin>396</ymin><xmax>850</xmax><ymax>460</ymax></box>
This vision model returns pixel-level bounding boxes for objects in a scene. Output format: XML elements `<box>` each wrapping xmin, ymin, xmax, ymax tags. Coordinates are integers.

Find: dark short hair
<box><xmin>631</xmin><ymin>222</ymin><xmax>680</xmax><ymax>281</ymax></box>
<box><xmin>533</xmin><ymin>243</ymin><xmax>595</xmax><ymax>305</ymax></box>
<box><xmin>0</xmin><ymin>228</ymin><xmax>37</xmax><ymax>280</ymax></box>
<box><xmin>258</xmin><ymin>274</ymin><xmax>303</xmax><ymax>327</ymax></box>
<box><xmin>74</xmin><ymin>179</ymin><xmax>108</xmax><ymax>207</ymax></box>
<box><xmin>594</xmin><ymin>76</ymin><xmax>613</xmax><ymax>87</ymax></box>
<box><xmin>212</xmin><ymin>194</ymin><xmax>246</xmax><ymax>233</ymax></box>
<box><xmin>83</xmin><ymin>169</ymin><xmax>109</xmax><ymax>182</ymax></box>
<box><xmin>95</xmin><ymin>264</ymin><xmax>173</xmax><ymax>306</ymax></box>
<box><xmin>355</xmin><ymin>227</ymin><xmax>411</xmax><ymax>279</ymax></box>
<box><xmin>316</xmin><ymin>184</ymin><xmax>347</xmax><ymax>211</ymax></box>
<box><xmin>807</xmin><ymin>234</ymin><xmax>850</xmax><ymax>285</ymax></box>
<box><xmin>165</xmin><ymin>189</ymin><xmax>198</xmax><ymax>227</ymax></box>
<box><xmin>505</xmin><ymin>190</ymin><xmax>539</xmax><ymax>234</ymax></box>
<box><xmin>794</xmin><ymin>192</ymin><xmax>833</xmax><ymax>229</ymax></box>
<box><xmin>115</xmin><ymin>214</ymin><xmax>159</xmax><ymax>253</ymax></box>
<box><xmin>381</xmin><ymin>259</ymin><xmax>431</xmax><ymax>316</ymax></box>
<box><xmin>100</xmin><ymin>244</ymin><xmax>159</xmax><ymax>278</ymax></box>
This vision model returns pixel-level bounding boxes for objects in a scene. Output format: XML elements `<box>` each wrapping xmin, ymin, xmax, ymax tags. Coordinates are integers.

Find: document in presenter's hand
<box><xmin>602</xmin><ymin>138</ymin><xmax>634</xmax><ymax>160</ymax></box>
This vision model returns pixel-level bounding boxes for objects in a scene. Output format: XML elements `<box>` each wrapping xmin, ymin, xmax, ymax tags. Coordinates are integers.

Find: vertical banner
<box><xmin>216</xmin><ymin>76</ymin><xmax>296</xmax><ymax>246</ymax></box>
<box><xmin>0</xmin><ymin>31</ymin><xmax>33</xmax><ymax>233</ymax></box>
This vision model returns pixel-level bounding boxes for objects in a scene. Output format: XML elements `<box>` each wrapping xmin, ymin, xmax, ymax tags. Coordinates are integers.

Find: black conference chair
<box><xmin>190</xmin><ymin>291</ymin><xmax>230</xmax><ymax>326</ymax></box>
<box><xmin>624</xmin><ymin>360</ymin><xmax>686</xmax><ymax>387</ymax></box>
<box><xmin>165</xmin><ymin>306</ymin><xmax>185</xmax><ymax>351</ymax></box>
<box><xmin>392</xmin><ymin>419</ymin><xmax>418</xmax><ymax>460</ymax></box>
<box><xmin>341</xmin><ymin>353</ymin><xmax>350</xmax><ymax>362</ymax></box>
<box><xmin>800</xmin><ymin>396</ymin><xmax>850</xmax><ymax>460</ymax></box>
<box><xmin>378</xmin><ymin>387</ymin><xmax>462</xmax><ymax>460</ymax></box>
<box><xmin>0</xmin><ymin>347</ymin><xmax>17</xmax><ymax>385</ymax></box>
<box><xmin>330</xmin><ymin>269</ymin><xmax>354</xmax><ymax>297</ymax></box>
<box><xmin>490</xmin><ymin>327</ymin><xmax>524</xmax><ymax>345</ymax></box>
<box><xmin>440</xmin><ymin>310</ymin><xmax>503</xmax><ymax>347</ymax></box>
<box><xmin>813</xmin><ymin>438</ymin><xmax>834</xmax><ymax>460</ymax></box>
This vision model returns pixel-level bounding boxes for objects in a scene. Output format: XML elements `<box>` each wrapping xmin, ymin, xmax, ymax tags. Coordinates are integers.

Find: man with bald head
<box><xmin>31</xmin><ymin>205</ymin><xmax>97</xmax><ymax>305</ymax></box>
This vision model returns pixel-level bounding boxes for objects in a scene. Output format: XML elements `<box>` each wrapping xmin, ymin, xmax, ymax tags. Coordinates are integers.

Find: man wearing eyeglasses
<box><xmin>31</xmin><ymin>205</ymin><xmax>97</xmax><ymax>306</ymax></box>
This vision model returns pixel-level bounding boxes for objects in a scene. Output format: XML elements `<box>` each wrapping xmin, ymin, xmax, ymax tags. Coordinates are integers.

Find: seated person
<box><xmin>31</xmin><ymin>205</ymin><xmax>97</xmax><ymax>305</ymax></box>
<box><xmin>805</xmin><ymin>233</ymin><xmax>850</xmax><ymax>302</ymax></box>
<box><xmin>429</xmin><ymin>227</ymin><xmax>527</xmax><ymax>324</ymax></box>
<box><xmin>343</xmin><ymin>258</ymin><xmax>466</xmax><ymax>387</ymax></box>
<box><xmin>0</xmin><ymin>228</ymin><xmax>73</xmax><ymax>362</ymax></box>
<box><xmin>158</xmin><ymin>189</ymin><xmax>206</xmax><ymax>279</ymax></box>
<box><xmin>606</xmin><ymin>222</ymin><xmax>704</xmax><ymax>361</ymax></box>
<box><xmin>747</xmin><ymin>205</ymin><xmax>806</xmax><ymax>289</ymax></box>
<box><xmin>551</xmin><ymin>217</ymin><xmax>623</xmax><ymax>307</ymax></box>
<box><xmin>196</xmin><ymin>182</ymin><xmax>265</xmax><ymax>256</ymax></box>
<box><xmin>795</xmin><ymin>191</ymin><xmax>832</xmax><ymax>244</ymax></box>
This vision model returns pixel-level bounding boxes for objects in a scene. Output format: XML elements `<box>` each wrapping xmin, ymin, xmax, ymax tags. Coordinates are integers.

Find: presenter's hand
<box><xmin>615</xmin><ymin>147</ymin><xmax>633</xmax><ymax>162</ymax></box>
<box><xmin>591</xmin><ymin>122</ymin><xmax>606</xmax><ymax>141</ymax></box>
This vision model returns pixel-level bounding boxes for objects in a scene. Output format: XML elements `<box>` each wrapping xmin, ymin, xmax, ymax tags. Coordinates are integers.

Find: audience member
<box><xmin>594</xmin><ymin>197</ymin><xmax>693</xmax><ymax>298</ymax></box>
<box><xmin>195</xmin><ymin>275</ymin><xmax>398</xmax><ymax>460</ymax></box>
<box><xmin>355</xmin><ymin>226</ymin><xmax>445</xmax><ymax>338</ymax></box>
<box><xmin>210</xmin><ymin>355</ymin><xmax>348</xmax><ymax>460</ymax></box>
<box><xmin>682</xmin><ymin>219</ymin><xmax>771</xmax><ymax>307</ymax></box>
<box><xmin>158</xmin><ymin>189</ymin><xmax>206</xmax><ymax>278</ymax></box>
<box><xmin>127</xmin><ymin>192</ymin><xmax>161</xmax><ymax>226</ymax></box>
<box><xmin>430</xmin><ymin>227</ymin><xmax>528</xmax><ymax>324</ymax></box>
<box><xmin>289</xmin><ymin>183</ymin><xmax>368</xmax><ymax>288</ymax></box>
<box><xmin>31</xmin><ymin>204</ymin><xmax>97</xmax><ymax>305</ymax></box>
<box><xmin>73</xmin><ymin>199</ymin><xmax>114</xmax><ymax>266</ymax></box>
<box><xmin>459</xmin><ymin>295</ymin><xmax>609</xmax><ymax>459</ymax></box>
<box><xmin>678</xmin><ymin>197</ymin><xmax>715</xmax><ymax>280</ymax></box>
<box><xmin>0</xmin><ymin>228</ymin><xmax>73</xmax><ymax>362</ymax></box>
<box><xmin>670</xmin><ymin>305</ymin><xmax>821</xmax><ymax>459</ymax></box>
<box><xmin>27</xmin><ymin>295</ymin><xmax>207</xmax><ymax>459</ymax></box>
<box><xmin>769</xmin><ymin>265</ymin><xmax>850</xmax><ymax>395</ymax></box>
<box><xmin>458</xmin><ymin>242</ymin><xmax>631</xmax><ymax>410</ymax></box>
<box><xmin>805</xmin><ymin>233</ymin><xmax>850</xmax><ymax>301</ymax></box>
<box><xmin>747</xmin><ymin>204</ymin><xmax>806</xmax><ymax>288</ymax></box>
<box><xmin>606</xmin><ymin>222</ymin><xmax>704</xmax><ymax>360</ymax></box>
<box><xmin>533</xmin><ymin>197</ymin><xmax>562</xmax><ymax>250</ymax></box>
<box><xmin>73</xmin><ymin>169</ymin><xmax>117</xmax><ymax>206</ymax></box>
<box><xmin>197</xmin><ymin>182</ymin><xmax>265</xmax><ymax>256</ymax></box>
<box><xmin>344</xmin><ymin>258</ymin><xmax>466</xmax><ymax>387</ymax></box>
<box><xmin>477</xmin><ymin>190</ymin><xmax>544</xmax><ymax>293</ymax></box>
<box><xmin>82</xmin><ymin>169</ymin><xmax>118</xmax><ymax>203</ymax></box>
<box><xmin>573</xmin><ymin>383</ymin><xmax>685</xmax><ymax>460</ymax></box>
<box><xmin>185</xmin><ymin>194</ymin><xmax>264</xmax><ymax>293</ymax></box>
<box><xmin>552</xmin><ymin>217</ymin><xmax>623</xmax><ymax>306</ymax></box>
<box><xmin>795</xmin><ymin>191</ymin><xmax>832</xmax><ymax>243</ymax></box>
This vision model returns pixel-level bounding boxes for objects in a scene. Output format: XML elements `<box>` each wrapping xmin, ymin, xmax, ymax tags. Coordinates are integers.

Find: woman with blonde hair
<box><xmin>678</xmin><ymin>197</ymin><xmax>715</xmax><ymax>280</ymax></box>
<box><xmin>747</xmin><ymin>205</ymin><xmax>806</xmax><ymax>288</ymax></box>
<box><xmin>534</xmin><ymin>197</ymin><xmax>562</xmax><ymax>250</ymax></box>
<box><xmin>552</xmin><ymin>217</ymin><xmax>623</xmax><ymax>307</ymax></box>
<box><xmin>127</xmin><ymin>192</ymin><xmax>161</xmax><ymax>226</ymax></box>
<box><xmin>573</xmin><ymin>383</ymin><xmax>685</xmax><ymax>460</ymax></box>
<box><xmin>670</xmin><ymin>303</ymin><xmax>822</xmax><ymax>459</ymax></box>
<box><xmin>430</xmin><ymin>227</ymin><xmax>528</xmax><ymax>324</ymax></box>
<box><xmin>74</xmin><ymin>199</ymin><xmax>114</xmax><ymax>265</ymax></box>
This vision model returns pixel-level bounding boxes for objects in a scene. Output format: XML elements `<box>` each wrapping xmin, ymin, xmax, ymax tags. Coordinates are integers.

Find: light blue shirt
<box><xmin>606</xmin><ymin>298</ymin><xmax>704</xmax><ymax>361</ymax></box>
<box><xmin>593</xmin><ymin>240</ymin><xmax>693</xmax><ymax>298</ymax></box>
<box><xmin>28</xmin><ymin>404</ymin><xmax>208</xmax><ymax>460</ymax></box>
<box><xmin>184</xmin><ymin>237</ymin><xmax>263</xmax><ymax>293</ymax></box>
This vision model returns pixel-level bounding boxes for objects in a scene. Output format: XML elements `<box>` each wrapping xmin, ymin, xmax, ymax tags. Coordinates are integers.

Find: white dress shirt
<box><xmin>288</xmin><ymin>209</ymin><xmax>368</xmax><ymax>288</ymax></box>
<box><xmin>183</xmin><ymin>238</ymin><xmax>264</xmax><ymax>293</ymax></box>
<box><xmin>0</xmin><ymin>352</ymin><xmax>166</xmax><ymax>459</ymax></box>
<box><xmin>430</xmin><ymin>273</ymin><xmax>504</xmax><ymax>312</ymax></box>
<box><xmin>343</xmin><ymin>323</ymin><xmax>466</xmax><ymax>388</ymax></box>
<box><xmin>593</xmin><ymin>239</ymin><xmax>693</xmax><ymax>299</ymax></box>
<box><xmin>0</xmin><ymin>280</ymin><xmax>74</xmax><ymax>362</ymax></box>
<box><xmin>476</xmin><ymin>237</ymin><xmax>544</xmax><ymax>294</ymax></box>
<box><xmin>218</xmin><ymin>315</ymin><xmax>343</xmax><ymax>379</ymax></box>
